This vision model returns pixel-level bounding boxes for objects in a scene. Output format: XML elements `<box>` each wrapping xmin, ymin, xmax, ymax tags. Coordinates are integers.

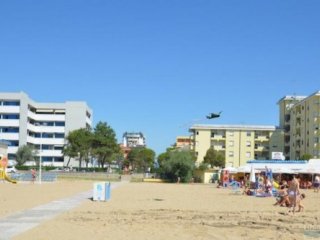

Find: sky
<box><xmin>0</xmin><ymin>0</ymin><xmax>320</xmax><ymax>155</ymax></box>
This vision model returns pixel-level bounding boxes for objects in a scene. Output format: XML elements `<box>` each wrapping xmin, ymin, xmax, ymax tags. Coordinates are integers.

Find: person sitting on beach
<box><xmin>274</xmin><ymin>187</ymin><xmax>290</xmax><ymax>207</ymax></box>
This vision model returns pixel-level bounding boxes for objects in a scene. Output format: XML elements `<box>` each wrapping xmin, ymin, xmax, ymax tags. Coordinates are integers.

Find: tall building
<box><xmin>122</xmin><ymin>132</ymin><xmax>146</xmax><ymax>148</ymax></box>
<box><xmin>278</xmin><ymin>91</ymin><xmax>320</xmax><ymax>159</ymax></box>
<box><xmin>189</xmin><ymin>124</ymin><xmax>283</xmax><ymax>167</ymax></box>
<box><xmin>0</xmin><ymin>92</ymin><xmax>92</xmax><ymax>167</ymax></box>
<box><xmin>278</xmin><ymin>95</ymin><xmax>306</xmax><ymax>159</ymax></box>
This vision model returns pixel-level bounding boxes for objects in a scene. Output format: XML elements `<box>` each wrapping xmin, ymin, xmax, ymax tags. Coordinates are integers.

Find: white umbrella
<box><xmin>237</xmin><ymin>165</ymin><xmax>251</xmax><ymax>173</ymax></box>
<box><xmin>223</xmin><ymin>166</ymin><xmax>238</xmax><ymax>174</ymax></box>
<box><xmin>249</xmin><ymin>166</ymin><xmax>256</xmax><ymax>183</ymax></box>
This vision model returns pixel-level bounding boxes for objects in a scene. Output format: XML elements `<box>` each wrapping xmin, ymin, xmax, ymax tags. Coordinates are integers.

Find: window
<box><xmin>6</xmin><ymin>140</ymin><xmax>19</xmax><ymax>146</ymax></box>
<box><xmin>42</xmin><ymin>157</ymin><xmax>53</xmax><ymax>162</ymax></box>
<box><xmin>3</xmin><ymin>101</ymin><xmax>20</xmax><ymax>106</ymax></box>
<box><xmin>41</xmin><ymin>145</ymin><xmax>53</xmax><ymax>150</ymax></box>
<box><xmin>246</xmin><ymin>132</ymin><xmax>251</xmax><ymax>137</ymax></box>
<box><xmin>42</xmin><ymin>133</ymin><xmax>54</xmax><ymax>138</ymax></box>
<box><xmin>246</xmin><ymin>152</ymin><xmax>251</xmax><ymax>158</ymax></box>
<box><xmin>2</xmin><ymin>114</ymin><xmax>19</xmax><ymax>119</ymax></box>
<box><xmin>246</xmin><ymin>141</ymin><xmax>251</xmax><ymax>147</ymax></box>
<box><xmin>1</xmin><ymin>127</ymin><xmax>19</xmax><ymax>133</ymax></box>
<box><xmin>229</xmin><ymin>131</ymin><xmax>234</xmax><ymax>136</ymax></box>
<box><xmin>55</xmin><ymin>121</ymin><xmax>65</xmax><ymax>126</ymax></box>
<box><xmin>54</xmin><ymin>157</ymin><xmax>64</xmax><ymax>162</ymax></box>
<box><xmin>8</xmin><ymin>154</ymin><xmax>16</xmax><ymax>160</ymax></box>
<box><xmin>229</xmin><ymin>140</ymin><xmax>234</xmax><ymax>147</ymax></box>
<box><xmin>229</xmin><ymin>151</ymin><xmax>234</xmax><ymax>157</ymax></box>
<box><xmin>39</xmin><ymin>121</ymin><xmax>54</xmax><ymax>126</ymax></box>
<box><xmin>55</xmin><ymin>133</ymin><xmax>65</xmax><ymax>138</ymax></box>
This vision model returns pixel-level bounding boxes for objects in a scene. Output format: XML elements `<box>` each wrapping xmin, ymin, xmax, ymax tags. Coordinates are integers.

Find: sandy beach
<box><xmin>0</xmin><ymin>180</ymin><xmax>319</xmax><ymax>240</ymax></box>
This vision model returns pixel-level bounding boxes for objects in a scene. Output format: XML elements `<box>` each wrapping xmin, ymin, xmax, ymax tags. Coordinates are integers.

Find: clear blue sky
<box><xmin>1</xmin><ymin>1</ymin><xmax>319</xmax><ymax>155</ymax></box>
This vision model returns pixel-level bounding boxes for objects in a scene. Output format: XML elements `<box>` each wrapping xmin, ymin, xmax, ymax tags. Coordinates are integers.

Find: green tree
<box><xmin>62</xmin><ymin>144</ymin><xmax>78</xmax><ymax>167</ymax></box>
<box><xmin>65</xmin><ymin>128</ymin><xmax>92</xmax><ymax>169</ymax></box>
<box><xmin>301</xmin><ymin>153</ymin><xmax>313</xmax><ymax>160</ymax></box>
<box><xmin>127</xmin><ymin>147</ymin><xmax>155</xmax><ymax>172</ymax></box>
<box><xmin>203</xmin><ymin>147</ymin><xmax>225</xmax><ymax>168</ymax></box>
<box><xmin>161</xmin><ymin>150</ymin><xmax>195</xmax><ymax>183</ymax></box>
<box><xmin>91</xmin><ymin>122</ymin><xmax>119</xmax><ymax>168</ymax></box>
<box><xmin>157</xmin><ymin>151</ymin><xmax>170</xmax><ymax>168</ymax></box>
<box><xmin>16</xmin><ymin>145</ymin><xmax>37</xmax><ymax>166</ymax></box>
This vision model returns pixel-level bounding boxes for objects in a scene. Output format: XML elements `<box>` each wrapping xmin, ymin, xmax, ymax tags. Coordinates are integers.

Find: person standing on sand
<box><xmin>31</xmin><ymin>168</ymin><xmax>36</xmax><ymax>183</ymax></box>
<box><xmin>287</xmin><ymin>175</ymin><xmax>300</xmax><ymax>213</ymax></box>
<box><xmin>314</xmin><ymin>175</ymin><xmax>320</xmax><ymax>193</ymax></box>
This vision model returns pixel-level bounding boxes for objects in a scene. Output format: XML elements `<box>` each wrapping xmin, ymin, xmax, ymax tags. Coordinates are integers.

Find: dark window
<box><xmin>3</xmin><ymin>101</ymin><xmax>20</xmax><ymax>106</ymax></box>
<box><xmin>6</xmin><ymin>140</ymin><xmax>19</xmax><ymax>146</ymax></box>
<box><xmin>8</xmin><ymin>154</ymin><xmax>16</xmax><ymax>160</ymax></box>
<box><xmin>42</xmin><ymin>157</ymin><xmax>53</xmax><ymax>162</ymax></box>
<box><xmin>42</xmin><ymin>133</ymin><xmax>54</xmax><ymax>138</ymax></box>
<box><xmin>2</xmin><ymin>114</ymin><xmax>19</xmax><ymax>119</ymax></box>
<box><xmin>1</xmin><ymin>127</ymin><xmax>19</xmax><ymax>133</ymax></box>
<box><xmin>42</xmin><ymin>145</ymin><xmax>53</xmax><ymax>150</ymax></box>
<box><xmin>55</xmin><ymin>133</ymin><xmax>65</xmax><ymax>138</ymax></box>
<box><xmin>54</xmin><ymin>157</ymin><xmax>64</xmax><ymax>162</ymax></box>
<box><xmin>55</xmin><ymin>121</ymin><xmax>65</xmax><ymax>126</ymax></box>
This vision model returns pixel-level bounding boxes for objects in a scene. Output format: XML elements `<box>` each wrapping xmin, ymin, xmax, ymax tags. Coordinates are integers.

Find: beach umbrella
<box><xmin>237</xmin><ymin>165</ymin><xmax>251</xmax><ymax>173</ymax></box>
<box><xmin>223</xmin><ymin>166</ymin><xmax>238</xmax><ymax>174</ymax></box>
<box><xmin>249</xmin><ymin>166</ymin><xmax>256</xmax><ymax>183</ymax></box>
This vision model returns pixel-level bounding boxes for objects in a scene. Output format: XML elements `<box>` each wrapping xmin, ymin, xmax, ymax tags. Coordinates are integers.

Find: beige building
<box><xmin>189</xmin><ymin>124</ymin><xmax>283</xmax><ymax>167</ymax></box>
<box><xmin>278</xmin><ymin>95</ymin><xmax>306</xmax><ymax>159</ymax></box>
<box><xmin>175</xmin><ymin>136</ymin><xmax>192</xmax><ymax>150</ymax></box>
<box><xmin>278</xmin><ymin>91</ymin><xmax>320</xmax><ymax>159</ymax></box>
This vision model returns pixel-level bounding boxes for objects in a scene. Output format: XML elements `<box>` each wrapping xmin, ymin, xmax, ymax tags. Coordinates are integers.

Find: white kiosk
<box><xmin>93</xmin><ymin>182</ymin><xmax>111</xmax><ymax>201</ymax></box>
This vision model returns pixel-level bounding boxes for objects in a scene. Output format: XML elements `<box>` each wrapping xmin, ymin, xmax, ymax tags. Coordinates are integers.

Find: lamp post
<box><xmin>39</xmin><ymin>132</ymin><xmax>42</xmax><ymax>184</ymax></box>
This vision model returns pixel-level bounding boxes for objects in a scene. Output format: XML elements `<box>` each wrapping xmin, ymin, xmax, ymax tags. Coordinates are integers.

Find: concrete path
<box><xmin>0</xmin><ymin>181</ymin><xmax>124</xmax><ymax>240</ymax></box>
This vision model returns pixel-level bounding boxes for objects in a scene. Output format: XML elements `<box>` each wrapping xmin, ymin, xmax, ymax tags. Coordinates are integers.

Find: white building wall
<box><xmin>0</xmin><ymin>92</ymin><xmax>92</xmax><ymax>167</ymax></box>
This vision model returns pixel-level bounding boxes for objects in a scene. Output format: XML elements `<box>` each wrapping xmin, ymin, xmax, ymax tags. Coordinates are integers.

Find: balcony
<box><xmin>28</xmin><ymin>111</ymin><xmax>65</xmax><ymax>121</ymax></box>
<box><xmin>211</xmin><ymin>134</ymin><xmax>225</xmax><ymax>140</ymax></box>
<box><xmin>0</xmin><ymin>133</ymin><xmax>19</xmax><ymax>140</ymax></box>
<box><xmin>0</xmin><ymin>106</ymin><xmax>20</xmax><ymax>113</ymax></box>
<box><xmin>27</xmin><ymin>136</ymin><xmax>65</xmax><ymax>145</ymax></box>
<box><xmin>213</xmin><ymin>145</ymin><xmax>226</xmax><ymax>151</ymax></box>
<box><xmin>27</xmin><ymin>123</ymin><xmax>65</xmax><ymax>133</ymax></box>
<box><xmin>254</xmin><ymin>136</ymin><xmax>269</xmax><ymax>142</ymax></box>
<box><xmin>38</xmin><ymin>150</ymin><xmax>63</xmax><ymax>157</ymax></box>
<box><xmin>0</xmin><ymin>119</ymin><xmax>19</xmax><ymax>127</ymax></box>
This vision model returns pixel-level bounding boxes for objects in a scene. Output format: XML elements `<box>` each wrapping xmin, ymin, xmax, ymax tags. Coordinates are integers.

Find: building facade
<box><xmin>278</xmin><ymin>91</ymin><xmax>320</xmax><ymax>160</ymax></box>
<box><xmin>278</xmin><ymin>95</ymin><xmax>306</xmax><ymax>159</ymax></box>
<box><xmin>175</xmin><ymin>136</ymin><xmax>192</xmax><ymax>150</ymax></box>
<box><xmin>0</xmin><ymin>92</ymin><xmax>92</xmax><ymax>167</ymax></box>
<box><xmin>189</xmin><ymin>124</ymin><xmax>283</xmax><ymax>167</ymax></box>
<box><xmin>122</xmin><ymin>132</ymin><xmax>146</xmax><ymax>148</ymax></box>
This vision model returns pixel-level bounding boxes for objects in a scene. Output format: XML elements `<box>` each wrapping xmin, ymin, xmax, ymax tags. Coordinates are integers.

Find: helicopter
<box><xmin>206</xmin><ymin>111</ymin><xmax>222</xmax><ymax>119</ymax></box>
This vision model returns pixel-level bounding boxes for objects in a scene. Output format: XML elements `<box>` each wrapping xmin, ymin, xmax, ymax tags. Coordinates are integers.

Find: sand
<box><xmin>0</xmin><ymin>180</ymin><xmax>319</xmax><ymax>240</ymax></box>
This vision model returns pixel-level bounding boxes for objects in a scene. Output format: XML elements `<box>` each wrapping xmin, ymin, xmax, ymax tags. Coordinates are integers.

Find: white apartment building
<box><xmin>0</xmin><ymin>92</ymin><xmax>92</xmax><ymax>167</ymax></box>
<box><xmin>123</xmin><ymin>132</ymin><xmax>146</xmax><ymax>148</ymax></box>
